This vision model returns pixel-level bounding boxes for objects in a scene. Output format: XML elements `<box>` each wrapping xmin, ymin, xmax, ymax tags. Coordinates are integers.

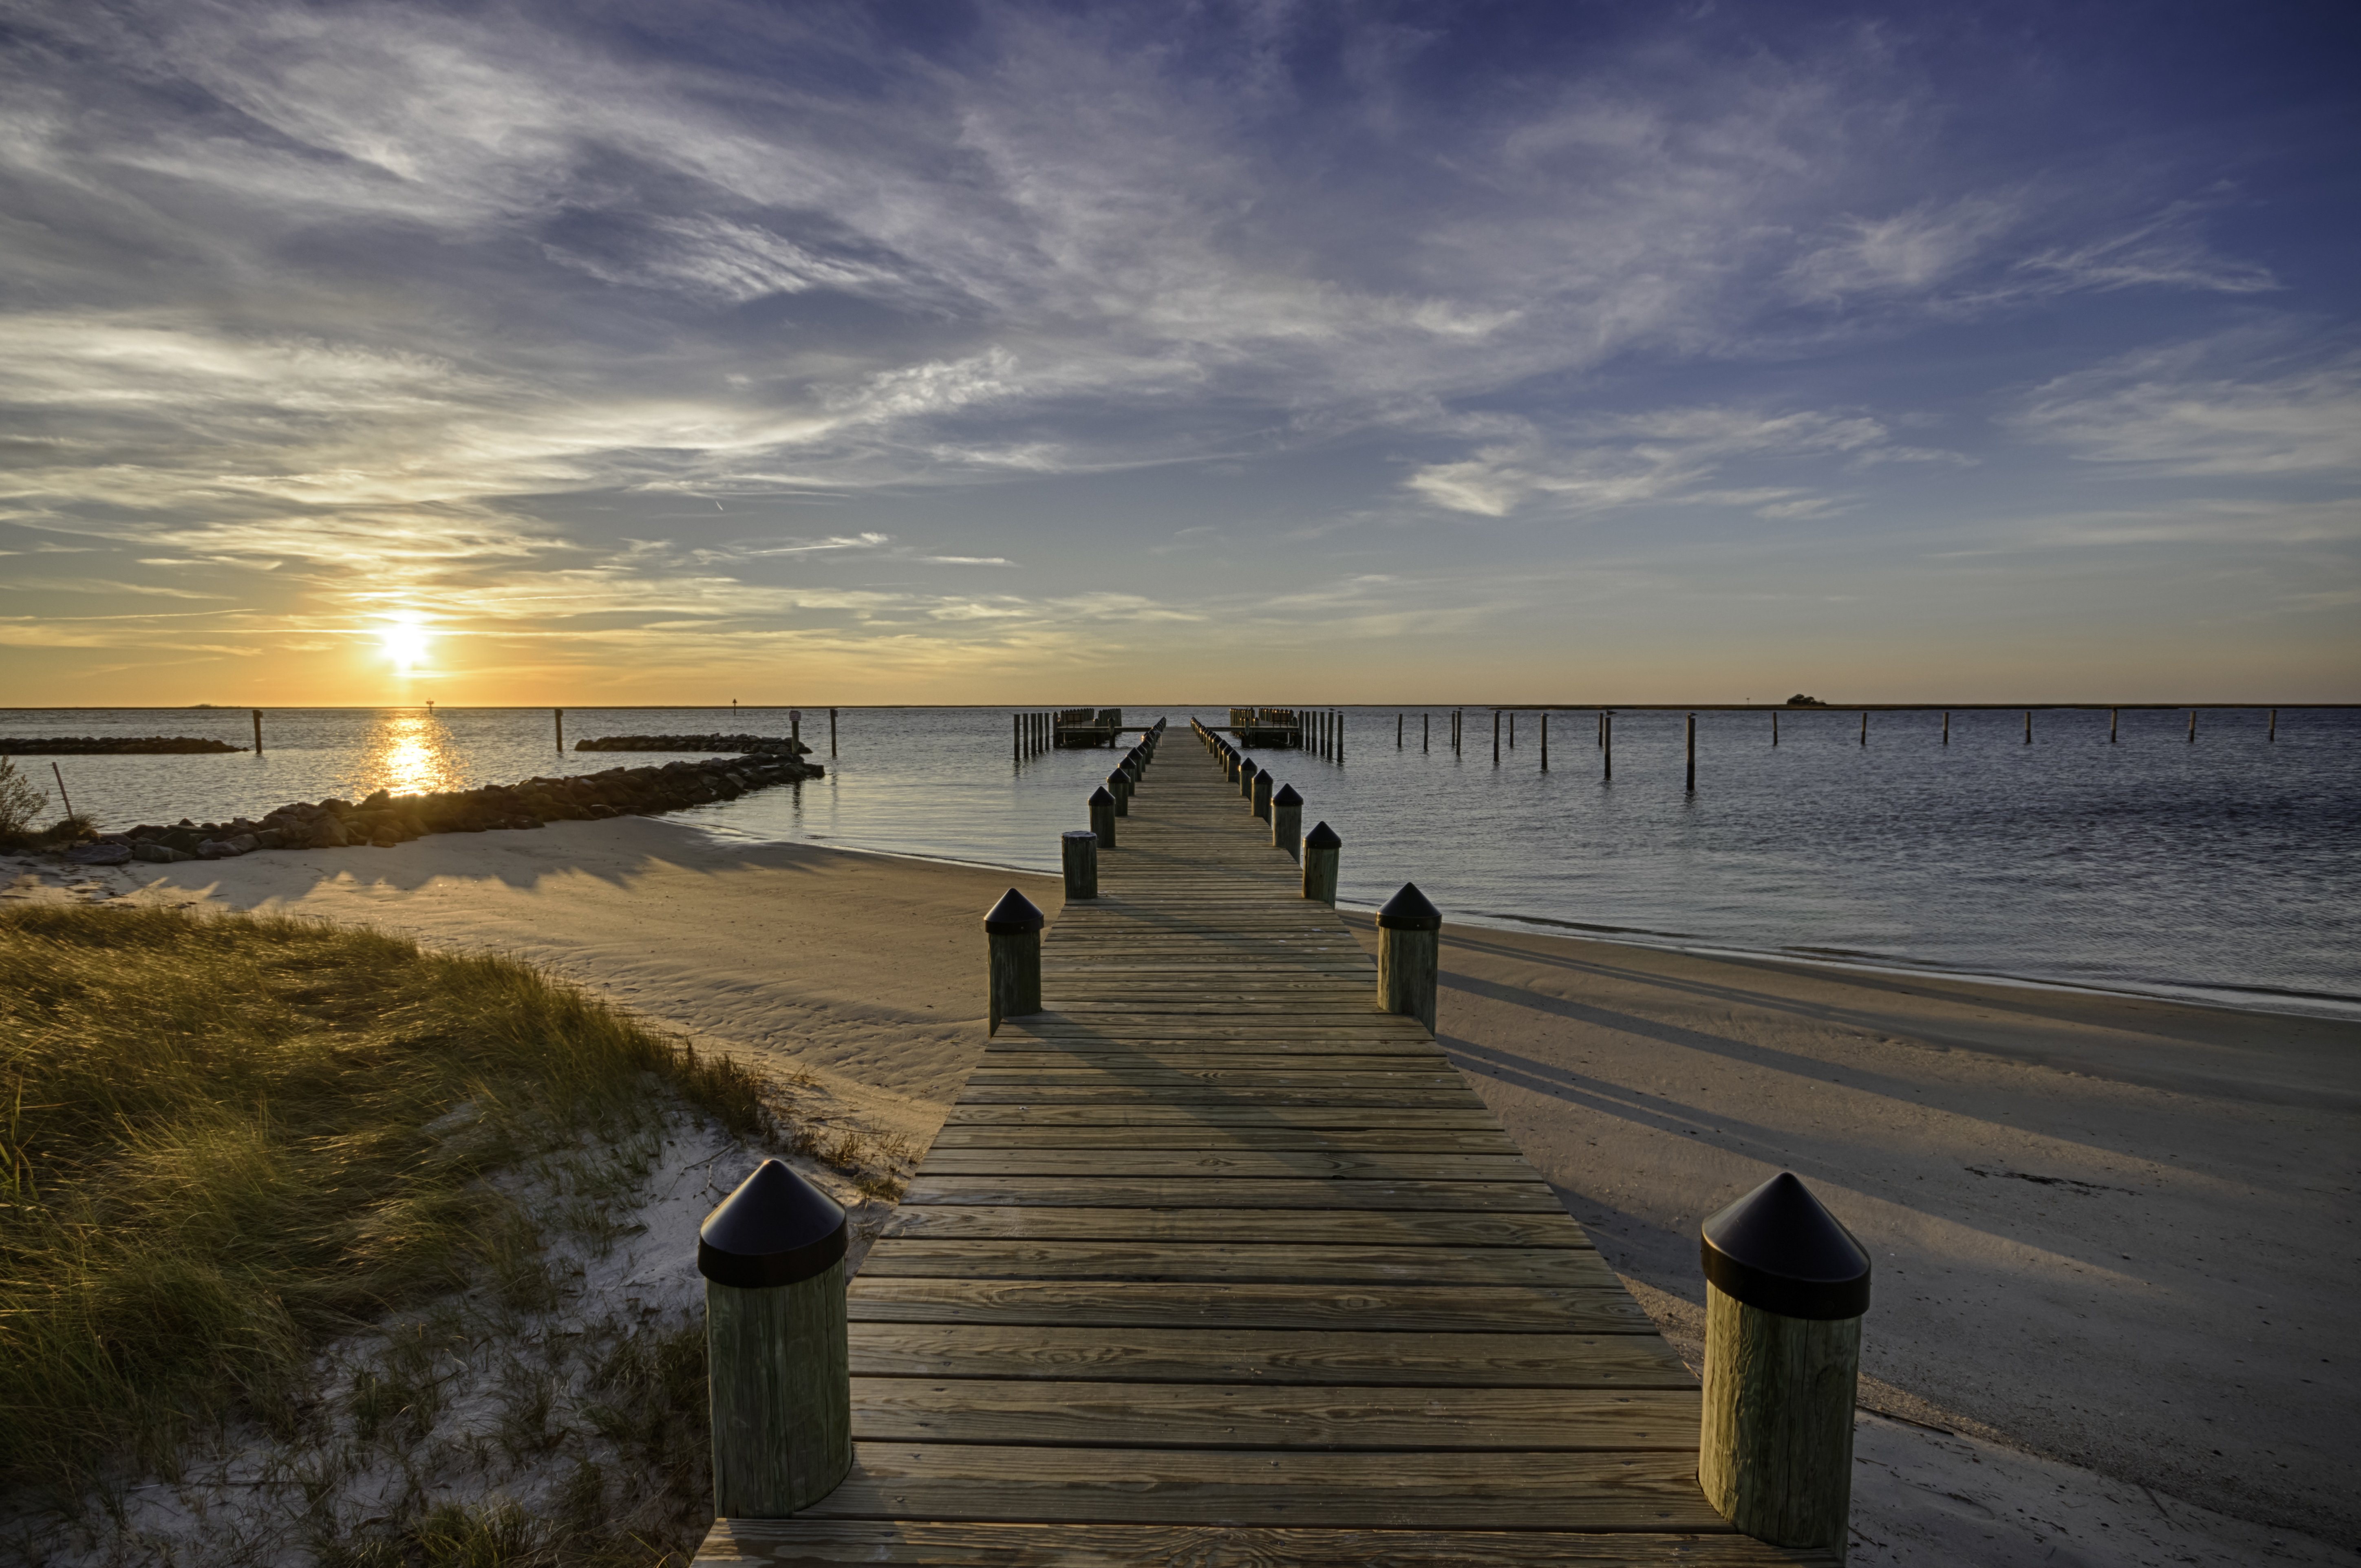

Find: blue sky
<box><xmin>2</xmin><ymin>0</ymin><xmax>2354</xmax><ymax>702</ymax></box>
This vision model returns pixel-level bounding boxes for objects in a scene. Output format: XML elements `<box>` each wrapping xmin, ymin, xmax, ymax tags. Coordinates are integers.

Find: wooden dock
<box><xmin>699</xmin><ymin>741</ymin><xmax>1828</xmax><ymax>1566</ymax></box>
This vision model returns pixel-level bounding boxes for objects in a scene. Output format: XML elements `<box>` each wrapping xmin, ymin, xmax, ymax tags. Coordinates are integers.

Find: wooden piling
<box><xmin>1107</xmin><ymin>769</ymin><xmax>1130</xmax><ymax>817</ymax></box>
<box><xmin>1376</xmin><ymin>883</ymin><xmax>1442</xmax><ymax>1033</ymax></box>
<box><xmin>1509</xmin><ymin>710</ymin><xmax>1515</xmax><ymax>749</ymax></box>
<box><xmin>1942</xmin><ymin>711</ymin><xmax>1949</xmax><ymax>745</ymax></box>
<box><xmin>1061</xmin><ymin>830</ymin><xmax>1098</xmax><ymax>900</ymax></box>
<box><xmin>1603</xmin><ymin>711</ymin><xmax>1612</xmax><ymax>781</ymax></box>
<box><xmin>984</xmin><ymin>888</ymin><xmax>1045</xmax><ymax>1034</ymax></box>
<box><xmin>1540</xmin><ymin>711</ymin><xmax>1549</xmax><ymax>771</ymax></box>
<box><xmin>1772</xmin><ymin>709</ymin><xmax>1778</xmax><ymax>747</ymax></box>
<box><xmin>2189</xmin><ymin>708</ymin><xmax>2197</xmax><ymax>742</ymax></box>
<box><xmin>2269</xmin><ymin>707</ymin><xmax>2277</xmax><ymax>741</ymax></box>
<box><xmin>50</xmin><ymin>762</ymin><xmax>73</xmax><ymax>820</ymax></box>
<box><xmin>252</xmin><ymin>709</ymin><xmax>264</xmax><ymax>755</ymax></box>
<box><xmin>2110</xmin><ymin>708</ymin><xmax>2118</xmax><ymax>744</ymax></box>
<box><xmin>1397</xmin><ymin>712</ymin><xmax>1403</xmax><ymax>748</ymax></box>
<box><xmin>2024</xmin><ymin>710</ymin><xmax>2031</xmax><ymax>745</ymax></box>
<box><xmin>1238</xmin><ymin>757</ymin><xmax>1258</xmax><ymax>803</ymax></box>
<box><xmin>1252</xmin><ymin>769</ymin><xmax>1273</xmax><ymax>821</ymax></box>
<box><xmin>1014</xmin><ymin>713</ymin><xmax>1022</xmax><ymax>760</ymax></box>
<box><xmin>829</xmin><ymin>708</ymin><xmax>838</xmax><ymax>758</ymax></box>
<box><xmin>1302</xmin><ymin>820</ymin><xmax>1340</xmax><ymax>905</ymax></box>
<box><xmin>554</xmin><ymin>708</ymin><xmax>564</xmax><ymax>752</ymax></box>
<box><xmin>1858</xmin><ymin>711</ymin><xmax>1866</xmax><ymax>747</ymax></box>
<box><xmin>1271</xmin><ymin>783</ymin><xmax>1302</xmax><ymax>861</ymax></box>
<box><xmin>1686</xmin><ymin>713</ymin><xmax>1696</xmax><ymax>792</ymax></box>
<box><xmin>1423</xmin><ymin>712</ymin><xmax>1430</xmax><ymax>752</ymax></box>
<box><xmin>1088</xmin><ymin>787</ymin><xmax>1117</xmax><ymax>850</ymax></box>
<box><xmin>1697</xmin><ymin>1172</ymin><xmax>1870</xmax><ymax>1553</ymax></box>
<box><xmin>1493</xmin><ymin>709</ymin><xmax>1500</xmax><ymax>767</ymax></box>
<box><xmin>700</xmin><ymin>1160</ymin><xmax>852</xmax><ymax>1518</ymax></box>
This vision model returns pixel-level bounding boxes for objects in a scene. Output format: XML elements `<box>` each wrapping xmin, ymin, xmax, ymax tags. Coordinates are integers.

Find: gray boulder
<box><xmin>133</xmin><ymin>842</ymin><xmax>196</xmax><ymax>863</ymax></box>
<box><xmin>66</xmin><ymin>844</ymin><xmax>133</xmax><ymax>866</ymax></box>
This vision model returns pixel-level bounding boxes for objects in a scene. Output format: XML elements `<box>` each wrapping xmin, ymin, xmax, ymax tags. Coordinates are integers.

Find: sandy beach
<box><xmin>11</xmin><ymin>817</ymin><xmax>2352</xmax><ymax>1564</ymax></box>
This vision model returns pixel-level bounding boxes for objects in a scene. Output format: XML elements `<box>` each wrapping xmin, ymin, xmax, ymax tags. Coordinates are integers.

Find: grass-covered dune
<box><xmin>0</xmin><ymin>902</ymin><xmax>776</xmax><ymax>1564</ymax></box>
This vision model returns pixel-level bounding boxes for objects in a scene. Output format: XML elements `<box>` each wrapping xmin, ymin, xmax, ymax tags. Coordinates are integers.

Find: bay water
<box><xmin>7</xmin><ymin>704</ymin><xmax>2354</xmax><ymax>1019</ymax></box>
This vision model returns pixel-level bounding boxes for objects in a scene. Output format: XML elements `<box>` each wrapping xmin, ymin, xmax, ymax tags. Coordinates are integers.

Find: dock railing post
<box><xmin>1375</xmin><ymin>882</ymin><xmax>1442</xmax><ymax>1033</ymax></box>
<box><xmin>1698</xmin><ymin>1172</ymin><xmax>1871</xmax><ymax>1554</ymax></box>
<box><xmin>984</xmin><ymin>888</ymin><xmax>1045</xmax><ymax>1035</ymax></box>
<box><xmin>1302</xmin><ymin>821</ymin><xmax>1339</xmax><ymax>905</ymax></box>
<box><xmin>700</xmin><ymin>1159</ymin><xmax>852</xmax><ymax>1519</ymax></box>
<box><xmin>1252</xmin><ymin>769</ymin><xmax>1273</xmax><ymax>820</ymax></box>
<box><xmin>1106</xmin><ymin>769</ymin><xmax>1129</xmax><ymax>817</ymax></box>
<box><xmin>1061</xmin><ymin>829</ymin><xmax>1098</xmax><ymax>901</ymax></box>
<box><xmin>1239</xmin><ymin>756</ymin><xmax>1258</xmax><ymax>803</ymax></box>
<box><xmin>1088</xmin><ymin>786</ymin><xmax>1117</xmax><ymax>851</ymax></box>
<box><xmin>1271</xmin><ymin>783</ymin><xmax>1302</xmax><ymax>860</ymax></box>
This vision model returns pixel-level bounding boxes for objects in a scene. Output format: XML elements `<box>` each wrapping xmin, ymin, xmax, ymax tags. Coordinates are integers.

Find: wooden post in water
<box><xmin>2023</xmin><ymin>710</ymin><xmax>2032</xmax><ymax>745</ymax></box>
<box><xmin>983</xmin><ymin>888</ymin><xmax>1045</xmax><ymax>1034</ymax></box>
<box><xmin>1088</xmin><ymin>786</ymin><xmax>1117</xmax><ymax>851</ymax></box>
<box><xmin>1252</xmin><ymin>769</ymin><xmax>1273</xmax><ymax>821</ymax></box>
<box><xmin>2269</xmin><ymin>707</ymin><xmax>2277</xmax><ymax>741</ymax></box>
<box><xmin>1334</xmin><ymin>709</ymin><xmax>1342</xmax><ymax>765</ymax></box>
<box><xmin>2109</xmin><ymin>708</ymin><xmax>2118</xmax><ymax>744</ymax></box>
<box><xmin>1509</xmin><ymin>710</ymin><xmax>1515</xmax><ymax>749</ymax></box>
<box><xmin>1061</xmin><ymin>829</ymin><xmax>1098</xmax><ymax>900</ymax></box>
<box><xmin>1302</xmin><ymin>820</ymin><xmax>1339</xmax><ymax>905</ymax></box>
<box><xmin>1014</xmin><ymin>713</ymin><xmax>1022</xmax><ymax>760</ymax></box>
<box><xmin>1603</xmin><ymin>711</ymin><xmax>1613</xmax><ymax>781</ymax></box>
<box><xmin>2189</xmin><ymin>708</ymin><xmax>2197</xmax><ymax>743</ymax></box>
<box><xmin>50</xmin><ymin>762</ymin><xmax>74</xmax><ymax>820</ymax></box>
<box><xmin>555</xmin><ymin>708</ymin><xmax>565</xmax><ymax>752</ymax></box>
<box><xmin>829</xmin><ymin>708</ymin><xmax>838</xmax><ymax>758</ymax></box>
<box><xmin>1376</xmin><ymin>882</ymin><xmax>1442</xmax><ymax>1033</ymax></box>
<box><xmin>1397</xmin><ymin>713</ymin><xmax>1403</xmax><ymax>748</ymax></box>
<box><xmin>1423</xmin><ymin>713</ymin><xmax>1430</xmax><ymax>752</ymax></box>
<box><xmin>1540</xmin><ymin>711</ymin><xmax>1549</xmax><ymax>771</ymax></box>
<box><xmin>792</xmin><ymin>712</ymin><xmax>803</xmax><ymax>750</ymax></box>
<box><xmin>1271</xmin><ymin>783</ymin><xmax>1302</xmax><ymax>861</ymax></box>
<box><xmin>1687</xmin><ymin>713</ymin><xmax>1697</xmax><ymax>792</ymax></box>
<box><xmin>700</xmin><ymin>1159</ymin><xmax>852</xmax><ymax>1519</ymax></box>
<box><xmin>252</xmin><ymin>709</ymin><xmax>264</xmax><ymax>754</ymax></box>
<box><xmin>1598</xmin><ymin>709</ymin><xmax>1604</xmax><ymax>749</ymax></box>
<box><xmin>1858</xmin><ymin>711</ymin><xmax>1867</xmax><ymax>747</ymax></box>
<box><xmin>1772</xmin><ymin>709</ymin><xmax>1778</xmax><ymax>747</ymax></box>
<box><xmin>1698</xmin><ymin>1172</ymin><xmax>1870</xmax><ymax>1554</ymax></box>
<box><xmin>1492</xmin><ymin>709</ymin><xmax>1500</xmax><ymax>767</ymax></box>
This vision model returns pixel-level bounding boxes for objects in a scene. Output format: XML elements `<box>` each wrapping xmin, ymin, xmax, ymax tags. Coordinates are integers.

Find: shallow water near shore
<box><xmin>9</xmin><ymin>703</ymin><xmax>2358</xmax><ymax>1018</ymax></box>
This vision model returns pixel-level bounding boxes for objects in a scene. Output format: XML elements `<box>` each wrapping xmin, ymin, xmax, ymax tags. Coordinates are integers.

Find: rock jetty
<box><xmin>2</xmin><ymin>736</ymin><xmax>243</xmax><ymax>754</ymax></box>
<box><xmin>88</xmin><ymin>753</ymin><xmax>821</xmax><ymax>862</ymax></box>
<box><xmin>574</xmin><ymin>733</ymin><xmax>812</xmax><ymax>756</ymax></box>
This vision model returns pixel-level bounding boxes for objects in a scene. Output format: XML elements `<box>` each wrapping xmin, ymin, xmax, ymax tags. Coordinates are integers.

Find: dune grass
<box><xmin>0</xmin><ymin>901</ymin><xmax>771</xmax><ymax>1506</ymax></box>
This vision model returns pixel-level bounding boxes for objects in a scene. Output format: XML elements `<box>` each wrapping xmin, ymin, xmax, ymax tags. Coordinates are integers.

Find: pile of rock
<box><xmin>3</xmin><ymin>736</ymin><xmax>243</xmax><ymax>754</ymax></box>
<box><xmin>575</xmin><ymin>734</ymin><xmax>812</xmax><ymax>756</ymax></box>
<box><xmin>88</xmin><ymin>753</ymin><xmax>823</xmax><ymax>862</ymax></box>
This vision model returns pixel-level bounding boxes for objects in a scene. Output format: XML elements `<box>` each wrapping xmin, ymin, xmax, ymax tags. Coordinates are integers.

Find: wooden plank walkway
<box><xmin>700</xmin><ymin>735</ymin><xmax>1829</xmax><ymax>1566</ymax></box>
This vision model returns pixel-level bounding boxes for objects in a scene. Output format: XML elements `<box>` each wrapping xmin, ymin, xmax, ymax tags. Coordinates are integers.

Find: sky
<box><xmin>2</xmin><ymin>0</ymin><xmax>2355</xmax><ymax>706</ymax></box>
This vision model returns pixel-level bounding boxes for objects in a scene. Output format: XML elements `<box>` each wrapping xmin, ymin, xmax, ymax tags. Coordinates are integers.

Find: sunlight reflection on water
<box><xmin>366</xmin><ymin>709</ymin><xmax>463</xmax><ymax>799</ymax></box>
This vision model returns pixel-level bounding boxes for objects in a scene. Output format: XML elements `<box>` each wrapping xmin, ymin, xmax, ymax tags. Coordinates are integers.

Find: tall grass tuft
<box><xmin>0</xmin><ymin>902</ymin><xmax>772</xmax><ymax>1499</ymax></box>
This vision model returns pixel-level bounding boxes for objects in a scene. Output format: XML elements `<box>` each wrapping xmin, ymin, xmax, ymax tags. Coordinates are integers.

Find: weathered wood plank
<box><xmin>796</xmin><ymin>1444</ymin><xmax>1729</xmax><ymax>1530</ymax></box>
<box><xmin>879</xmin><ymin>1207</ymin><xmax>1592</xmax><ymax>1248</ymax></box>
<box><xmin>845</xmin><ymin>1278</ymin><xmax>1650</xmax><ymax>1333</ymax></box>
<box><xmin>915</xmin><ymin>1149</ymin><xmax>1542</xmax><ymax>1181</ymax></box>
<box><xmin>856</xmin><ymin>1241</ymin><xmax>1610</xmax><ymax>1282</ymax></box>
<box><xmin>847</xmin><ymin>1380</ymin><xmax>1701</xmax><ymax>1450</ymax></box>
<box><xmin>702</xmin><ymin>1520</ymin><xmax>1834</xmax><ymax>1568</ymax></box>
<box><xmin>900</xmin><ymin>1177</ymin><xmax>1565</xmax><ymax>1211</ymax></box>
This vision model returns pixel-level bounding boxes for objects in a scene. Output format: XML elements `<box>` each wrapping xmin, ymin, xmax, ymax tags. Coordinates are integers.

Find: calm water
<box><xmin>7</xmin><ymin>704</ymin><xmax>2357</xmax><ymax>1018</ymax></box>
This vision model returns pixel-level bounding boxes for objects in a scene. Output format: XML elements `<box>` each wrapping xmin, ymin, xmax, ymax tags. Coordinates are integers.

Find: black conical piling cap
<box><xmin>1272</xmin><ymin>783</ymin><xmax>1302</xmax><ymax>807</ymax></box>
<box><xmin>1240</xmin><ymin>758</ymin><xmax>1258</xmax><ymax>776</ymax></box>
<box><xmin>698</xmin><ymin>1158</ymin><xmax>847</xmax><ymax>1288</ymax></box>
<box><xmin>983</xmin><ymin>887</ymin><xmax>1046</xmax><ymax>933</ymax></box>
<box><xmin>1699</xmin><ymin>1172</ymin><xmax>1871</xmax><ymax>1320</ymax></box>
<box><xmin>1376</xmin><ymin>881</ymin><xmax>1442</xmax><ymax>931</ymax></box>
<box><xmin>1304</xmin><ymin>820</ymin><xmax>1340</xmax><ymax>849</ymax></box>
<box><xmin>1107</xmin><ymin>771</ymin><xmax>1127</xmax><ymax>790</ymax></box>
<box><xmin>1090</xmin><ymin>785</ymin><xmax>1115</xmax><ymax>809</ymax></box>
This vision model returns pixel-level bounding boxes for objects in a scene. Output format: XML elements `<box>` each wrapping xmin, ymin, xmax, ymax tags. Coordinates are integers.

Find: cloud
<box><xmin>1406</xmin><ymin>406</ymin><xmax>1909</xmax><ymax>518</ymax></box>
<box><xmin>2012</xmin><ymin>338</ymin><xmax>2361</xmax><ymax>478</ymax></box>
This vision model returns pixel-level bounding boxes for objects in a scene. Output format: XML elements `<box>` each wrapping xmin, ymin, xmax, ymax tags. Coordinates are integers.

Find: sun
<box><xmin>380</xmin><ymin>615</ymin><xmax>432</xmax><ymax>672</ymax></box>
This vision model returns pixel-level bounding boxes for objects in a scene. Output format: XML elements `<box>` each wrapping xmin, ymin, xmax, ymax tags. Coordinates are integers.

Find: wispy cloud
<box><xmin>2012</xmin><ymin>337</ymin><xmax>2361</xmax><ymax>478</ymax></box>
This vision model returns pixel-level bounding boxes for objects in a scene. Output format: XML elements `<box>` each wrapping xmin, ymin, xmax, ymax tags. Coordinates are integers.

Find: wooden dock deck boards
<box><xmin>699</xmin><ymin>738</ymin><xmax>1829</xmax><ymax>1566</ymax></box>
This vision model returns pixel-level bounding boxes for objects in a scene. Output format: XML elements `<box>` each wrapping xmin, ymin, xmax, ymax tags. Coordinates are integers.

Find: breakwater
<box><xmin>2</xmin><ymin>736</ymin><xmax>242</xmax><ymax>754</ymax></box>
<box><xmin>72</xmin><ymin>753</ymin><xmax>822</xmax><ymax>866</ymax></box>
<box><xmin>575</xmin><ymin>733</ymin><xmax>812</xmax><ymax>756</ymax></box>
